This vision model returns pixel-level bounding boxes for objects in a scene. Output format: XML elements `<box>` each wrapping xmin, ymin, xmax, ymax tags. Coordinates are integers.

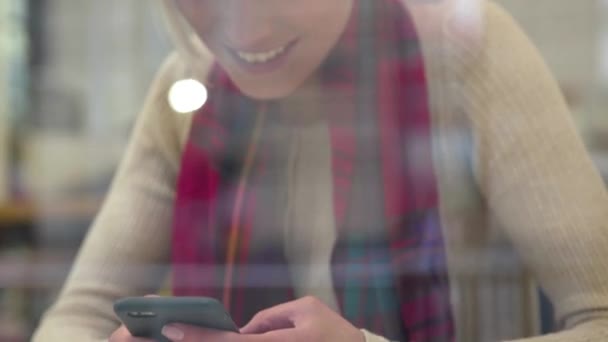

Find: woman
<box><xmin>34</xmin><ymin>0</ymin><xmax>608</xmax><ymax>341</ymax></box>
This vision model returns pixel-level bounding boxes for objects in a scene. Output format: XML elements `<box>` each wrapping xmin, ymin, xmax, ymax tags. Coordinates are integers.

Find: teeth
<box><xmin>236</xmin><ymin>45</ymin><xmax>286</xmax><ymax>64</ymax></box>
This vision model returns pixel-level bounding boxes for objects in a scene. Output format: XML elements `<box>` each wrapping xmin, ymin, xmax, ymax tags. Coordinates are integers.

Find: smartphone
<box><xmin>114</xmin><ymin>296</ymin><xmax>239</xmax><ymax>340</ymax></box>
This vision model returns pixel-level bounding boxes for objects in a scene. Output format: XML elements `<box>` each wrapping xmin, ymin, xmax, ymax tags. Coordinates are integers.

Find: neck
<box><xmin>273</xmin><ymin>73</ymin><xmax>327</xmax><ymax>125</ymax></box>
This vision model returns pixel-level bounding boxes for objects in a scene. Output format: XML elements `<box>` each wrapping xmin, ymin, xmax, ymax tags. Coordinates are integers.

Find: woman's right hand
<box><xmin>109</xmin><ymin>325</ymin><xmax>154</xmax><ymax>342</ymax></box>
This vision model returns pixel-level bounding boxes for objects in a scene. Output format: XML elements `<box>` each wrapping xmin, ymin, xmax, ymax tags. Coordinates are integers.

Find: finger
<box><xmin>162</xmin><ymin>323</ymin><xmax>299</xmax><ymax>342</ymax></box>
<box><xmin>240</xmin><ymin>297</ymin><xmax>321</xmax><ymax>334</ymax></box>
<box><xmin>109</xmin><ymin>325</ymin><xmax>154</xmax><ymax>342</ymax></box>
<box><xmin>240</xmin><ymin>308</ymin><xmax>294</xmax><ymax>334</ymax></box>
<box><xmin>162</xmin><ymin>324</ymin><xmax>240</xmax><ymax>342</ymax></box>
<box><xmin>247</xmin><ymin>328</ymin><xmax>299</xmax><ymax>342</ymax></box>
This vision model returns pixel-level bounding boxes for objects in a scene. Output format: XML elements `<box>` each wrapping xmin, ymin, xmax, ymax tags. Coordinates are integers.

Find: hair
<box><xmin>160</xmin><ymin>0</ymin><xmax>214</xmax><ymax>78</ymax></box>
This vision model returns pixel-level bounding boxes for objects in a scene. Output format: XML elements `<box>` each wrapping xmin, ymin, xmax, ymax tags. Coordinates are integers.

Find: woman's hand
<box><xmin>161</xmin><ymin>296</ymin><xmax>365</xmax><ymax>342</ymax></box>
<box><xmin>108</xmin><ymin>325</ymin><xmax>154</xmax><ymax>342</ymax></box>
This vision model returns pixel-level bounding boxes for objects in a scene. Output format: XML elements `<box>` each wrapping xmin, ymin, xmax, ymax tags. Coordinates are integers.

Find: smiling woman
<box><xmin>32</xmin><ymin>0</ymin><xmax>608</xmax><ymax>341</ymax></box>
<box><xmin>167</xmin><ymin>0</ymin><xmax>354</xmax><ymax>99</ymax></box>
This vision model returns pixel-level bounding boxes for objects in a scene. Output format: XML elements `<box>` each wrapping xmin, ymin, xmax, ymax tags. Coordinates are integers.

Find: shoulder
<box><xmin>151</xmin><ymin>51</ymin><xmax>208</xmax><ymax>96</ymax></box>
<box><xmin>401</xmin><ymin>0</ymin><xmax>528</xmax><ymax>72</ymax></box>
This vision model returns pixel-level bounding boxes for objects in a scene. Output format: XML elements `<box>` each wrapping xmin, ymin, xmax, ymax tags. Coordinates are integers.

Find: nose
<box><xmin>220</xmin><ymin>1</ymin><xmax>273</xmax><ymax>50</ymax></box>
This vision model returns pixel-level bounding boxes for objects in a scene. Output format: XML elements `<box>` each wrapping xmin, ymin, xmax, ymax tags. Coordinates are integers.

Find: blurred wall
<box><xmin>0</xmin><ymin>31</ymin><xmax>8</xmax><ymax>203</ymax></box>
<box><xmin>0</xmin><ymin>0</ymin><xmax>28</xmax><ymax>202</ymax></box>
<box><xmin>23</xmin><ymin>0</ymin><xmax>171</xmax><ymax>199</ymax></box>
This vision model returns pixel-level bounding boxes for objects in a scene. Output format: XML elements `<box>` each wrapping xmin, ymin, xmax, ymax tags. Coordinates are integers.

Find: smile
<box><xmin>236</xmin><ymin>45</ymin><xmax>287</xmax><ymax>64</ymax></box>
<box><xmin>227</xmin><ymin>39</ymin><xmax>299</xmax><ymax>74</ymax></box>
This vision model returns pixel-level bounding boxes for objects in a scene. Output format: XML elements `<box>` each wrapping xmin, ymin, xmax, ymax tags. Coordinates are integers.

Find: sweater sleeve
<box><xmin>363</xmin><ymin>329</ymin><xmax>393</xmax><ymax>342</ymax></box>
<box><xmin>32</xmin><ymin>53</ymin><xmax>192</xmax><ymax>341</ymax></box>
<box><xmin>459</xmin><ymin>2</ymin><xmax>608</xmax><ymax>341</ymax></box>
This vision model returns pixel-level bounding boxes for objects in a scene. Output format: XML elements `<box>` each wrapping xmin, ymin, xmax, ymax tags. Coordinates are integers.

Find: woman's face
<box><xmin>175</xmin><ymin>0</ymin><xmax>354</xmax><ymax>99</ymax></box>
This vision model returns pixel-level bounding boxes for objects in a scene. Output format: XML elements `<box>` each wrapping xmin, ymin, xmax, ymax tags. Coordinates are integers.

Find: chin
<box><xmin>230</xmin><ymin>76</ymin><xmax>302</xmax><ymax>100</ymax></box>
<box><xmin>239</xmin><ymin>83</ymin><xmax>298</xmax><ymax>100</ymax></box>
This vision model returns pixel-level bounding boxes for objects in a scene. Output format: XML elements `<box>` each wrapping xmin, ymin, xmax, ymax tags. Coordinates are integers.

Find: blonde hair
<box><xmin>160</xmin><ymin>0</ymin><xmax>214</xmax><ymax>78</ymax></box>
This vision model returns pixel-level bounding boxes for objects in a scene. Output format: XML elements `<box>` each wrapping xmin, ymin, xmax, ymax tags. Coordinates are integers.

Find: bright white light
<box><xmin>168</xmin><ymin>79</ymin><xmax>208</xmax><ymax>113</ymax></box>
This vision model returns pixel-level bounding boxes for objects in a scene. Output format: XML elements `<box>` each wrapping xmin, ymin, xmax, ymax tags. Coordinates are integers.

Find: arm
<box><xmin>32</xmin><ymin>53</ymin><xmax>193</xmax><ymax>341</ymax></box>
<box><xmin>462</xmin><ymin>3</ymin><xmax>608</xmax><ymax>341</ymax></box>
<box><xmin>362</xmin><ymin>330</ymin><xmax>392</xmax><ymax>342</ymax></box>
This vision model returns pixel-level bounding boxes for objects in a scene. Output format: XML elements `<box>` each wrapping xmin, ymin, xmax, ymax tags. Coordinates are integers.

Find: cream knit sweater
<box><xmin>34</xmin><ymin>1</ymin><xmax>608</xmax><ymax>341</ymax></box>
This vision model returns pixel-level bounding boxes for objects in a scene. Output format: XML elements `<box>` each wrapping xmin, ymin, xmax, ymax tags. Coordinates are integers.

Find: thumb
<box><xmin>240</xmin><ymin>302</ymin><xmax>298</xmax><ymax>334</ymax></box>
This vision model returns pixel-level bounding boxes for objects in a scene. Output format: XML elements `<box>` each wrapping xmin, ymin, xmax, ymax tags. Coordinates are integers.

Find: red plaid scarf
<box><xmin>171</xmin><ymin>0</ymin><xmax>454</xmax><ymax>340</ymax></box>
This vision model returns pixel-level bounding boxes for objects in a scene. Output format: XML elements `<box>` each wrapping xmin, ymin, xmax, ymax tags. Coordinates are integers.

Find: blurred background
<box><xmin>0</xmin><ymin>0</ymin><xmax>606</xmax><ymax>340</ymax></box>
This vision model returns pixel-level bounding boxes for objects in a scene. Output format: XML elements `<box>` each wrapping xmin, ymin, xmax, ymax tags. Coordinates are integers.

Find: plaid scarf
<box><xmin>171</xmin><ymin>0</ymin><xmax>454</xmax><ymax>340</ymax></box>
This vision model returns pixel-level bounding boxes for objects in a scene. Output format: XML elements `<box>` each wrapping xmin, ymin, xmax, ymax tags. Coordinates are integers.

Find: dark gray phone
<box><xmin>114</xmin><ymin>296</ymin><xmax>239</xmax><ymax>341</ymax></box>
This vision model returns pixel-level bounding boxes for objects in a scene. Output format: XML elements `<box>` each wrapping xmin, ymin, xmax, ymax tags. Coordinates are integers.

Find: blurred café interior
<box><xmin>0</xmin><ymin>0</ymin><xmax>607</xmax><ymax>341</ymax></box>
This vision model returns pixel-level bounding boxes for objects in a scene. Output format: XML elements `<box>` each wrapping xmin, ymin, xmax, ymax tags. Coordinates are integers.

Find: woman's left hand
<box><xmin>161</xmin><ymin>296</ymin><xmax>365</xmax><ymax>342</ymax></box>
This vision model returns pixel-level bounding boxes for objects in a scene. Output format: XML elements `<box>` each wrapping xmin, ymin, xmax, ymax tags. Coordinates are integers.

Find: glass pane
<box><xmin>0</xmin><ymin>1</ymin><xmax>606</xmax><ymax>341</ymax></box>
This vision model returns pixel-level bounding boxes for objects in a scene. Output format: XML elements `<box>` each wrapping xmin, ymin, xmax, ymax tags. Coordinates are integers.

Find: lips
<box><xmin>236</xmin><ymin>45</ymin><xmax>287</xmax><ymax>64</ymax></box>
<box><xmin>227</xmin><ymin>39</ymin><xmax>299</xmax><ymax>74</ymax></box>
